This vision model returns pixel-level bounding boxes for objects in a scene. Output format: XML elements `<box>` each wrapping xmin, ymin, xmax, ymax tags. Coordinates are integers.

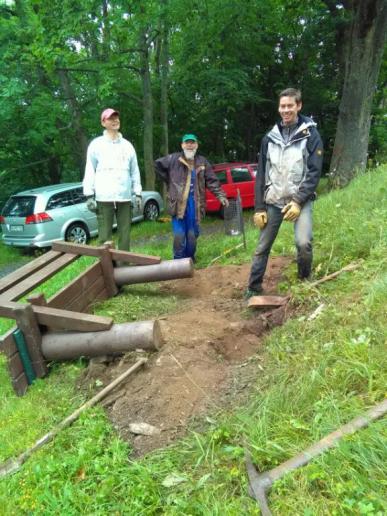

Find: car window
<box><xmin>2</xmin><ymin>196</ymin><xmax>36</xmax><ymax>217</ymax></box>
<box><xmin>46</xmin><ymin>191</ymin><xmax>74</xmax><ymax>210</ymax></box>
<box><xmin>230</xmin><ymin>168</ymin><xmax>251</xmax><ymax>183</ymax></box>
<box><xmin>215</xmin><ymin>170</ymin><xmax>228</xmax><ymax>184</ymax></box>
<box><xmin>71</xmin><ymin>188</ymin><xmax>87</xmax><ymax>205</ymax></box>
<box><xmin>251</xmin><ymin>165</ymin><xmax>257</xmax><ymax>177</ymax></box>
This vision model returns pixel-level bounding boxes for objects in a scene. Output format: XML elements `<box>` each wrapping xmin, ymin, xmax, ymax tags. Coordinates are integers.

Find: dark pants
<box><xmin>248</xmin><ymin>201</ymin><xmax>313</xmax><ymax>291</ymax></box>
<box><xmin>97</xmin><ymin>201</ymin><xmax>131</xmax><ymax>251</ymax></box>
<box><xmin>171</xmin><ymin>193</ymin><xmax>200</xmax><ymax>259</ymax></box>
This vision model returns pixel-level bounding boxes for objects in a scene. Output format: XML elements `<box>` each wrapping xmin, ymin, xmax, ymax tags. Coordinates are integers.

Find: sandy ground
<box><xmin>80</xmin><ymin>257</ymin><xmax>291</xmax><ymax>456</ymax></box>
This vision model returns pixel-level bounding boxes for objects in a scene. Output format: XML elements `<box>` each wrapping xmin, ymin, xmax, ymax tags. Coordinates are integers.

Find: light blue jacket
<box><xmin>83</xmin><ymin>131</ymin><xmax>142</xmax><ymax>202</ymax></box>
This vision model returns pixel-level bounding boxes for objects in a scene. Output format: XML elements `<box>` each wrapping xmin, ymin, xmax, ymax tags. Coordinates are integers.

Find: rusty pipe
<box><xmin>113</xmin><ymin>258</ymin><xmax>193</xmax><ymax>286</ymax></box>
<box><xmin>41</xmin><ymin>320</ymin><xmax>163</xmax><ymax>360</ymax></box>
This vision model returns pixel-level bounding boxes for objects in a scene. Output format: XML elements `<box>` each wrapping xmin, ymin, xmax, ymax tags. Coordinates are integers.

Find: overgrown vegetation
<box><xmin>0</xmin><ymin>165</ymin><xmax>386</xmax><ymax>514</ymax></box>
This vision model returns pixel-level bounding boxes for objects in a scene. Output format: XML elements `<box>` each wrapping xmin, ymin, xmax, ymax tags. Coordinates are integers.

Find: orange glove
<box><xmin>253</xmin><ymin>211</ymin><xmax>267</xmax><ymax>229</ymax></box>
<box><xmin>282</xmin><ymin>201</ymin><xmax>301</xmax><ymax>221</ymax></box>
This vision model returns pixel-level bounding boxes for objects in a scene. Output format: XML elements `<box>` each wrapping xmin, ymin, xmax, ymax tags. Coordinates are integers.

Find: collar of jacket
<box><xmin>178</xmin><ymin>155</ymin><xmax>205</xmax><ymax>172</ymax></box>
<box><xmin>270</xmin><ymin>115</ymin><xmax>316</xmax><ymax>146</ymax></box>
<box><xmin>103</xmin><ymin>130</ymin><xmax>123</xmax><ymax>142</ymax></box>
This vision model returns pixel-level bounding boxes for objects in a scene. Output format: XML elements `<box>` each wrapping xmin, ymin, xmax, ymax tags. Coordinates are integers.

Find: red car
<box><xmin>205</xmin><ymin>162</ymin><xmax>257</xmax><ymax>214</ymax></box>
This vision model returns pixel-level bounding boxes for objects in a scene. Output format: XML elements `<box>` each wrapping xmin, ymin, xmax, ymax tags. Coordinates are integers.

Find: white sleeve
<box><xmin>83</xmin><ymin>142</ymin><xmax>97</xmax><ymax>197</ymax></box>
<box><xmin>130</xmin><ymin>146</ymin><xmax>142</xmax><ymax>196</ymax></box>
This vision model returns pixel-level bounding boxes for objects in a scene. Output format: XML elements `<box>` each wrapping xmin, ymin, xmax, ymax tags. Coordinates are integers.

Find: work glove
<box><xmin>282</xmin><ymin>201</ymin><xmax>301</xmax><ymax>221</ymax></box>
<box><xmin>134</xmin><ymin>195</ymin><xmax>142</xmax><ymax>212</ymax></box>
<box><xmin>86</xmin><ymin>197</ymin><xmax>97</xmax><ymax>213</ymax></box>
<box><xmin>253</xmin><ymin>211</ymin><xmax>267</xmax><ymax>229</ymax></box>
<box><xmin>220</xmin><ymin>197</ymin><xmax>229</xmax><ymax>208</ymax></box>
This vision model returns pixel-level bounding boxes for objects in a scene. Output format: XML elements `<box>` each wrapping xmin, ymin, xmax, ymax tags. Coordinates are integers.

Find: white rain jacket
<box><xmin>83</xmin><ymin>131</ymin><xmax>142</xmax><ymax>202</ymax></box>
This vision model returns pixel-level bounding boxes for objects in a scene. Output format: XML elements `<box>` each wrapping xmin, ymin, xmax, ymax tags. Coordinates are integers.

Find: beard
<box><xmin>183</xmin><ymin>149</ymin><xmax>196</xmax><ymax>160</ymax></box>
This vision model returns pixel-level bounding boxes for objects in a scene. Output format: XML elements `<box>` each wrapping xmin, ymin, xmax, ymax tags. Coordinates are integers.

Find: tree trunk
<box><xmin>160</xmin><ymin>0</ymin><xmax>169</xmax><ymax>157</ymax></box>
<box><xmin>140</xmin><ymin>32</ymin><xmax>155</xmax><ymax>190</ymax></box>
<box><xmin>329</xmin><ymin>0</ymin><xmax>387</xmax><ymax>187</ymax></box>
<box><xmin>57</xmin><ymin>69</ymin><xmax>89</xmax><ymax>180</ymax></box>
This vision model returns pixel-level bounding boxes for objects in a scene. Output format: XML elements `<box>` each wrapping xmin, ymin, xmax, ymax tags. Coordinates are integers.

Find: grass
<box><xmin>0</xmin><ymin>165</ymin><xmax>386</xmax><ymax>514</ymax></box>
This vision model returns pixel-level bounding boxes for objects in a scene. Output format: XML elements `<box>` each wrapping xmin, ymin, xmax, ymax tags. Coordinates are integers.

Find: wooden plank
<box><xmin>64</xmin><ymin>279</ymin><xmax>108</xmax><ymax>314</ymax></box>
<box><xmin>52</xmin><ymin>241</ymin><xmax>104</xmax><ymax>257</ymax></box>
<box><xmin>0</xmin><ymin>328</ymin><xmax>17</xmax><ymax>356</ymax></box>
<box><xmin>0</xmin><ymin>301</ymin><xmax>113</xmax><ymax>332</ymax></box>
<box><xmin>27</xmin><ymin>293</ymin><xmax>47</xmax><ymax>306</ymax></box>
<box><xmin>8</xmin><ymin>351</ymin><xmax>25</xmax><ymax>378</ymax></box>
<box><xmin>248</xmin><ymin>295</ymin><xmax>289</xmax><ymax>308</ymax></box>
<box><xmin>110</xmin><ymin>249</ymin><xmax>161</xmax><ymax>265</ymax></box>
<box><xmin>47</xmin><ymin>262</ymin><xmax>102</xmax><ymax>310</ymax></box>
<box><xmin>0</xmin><ymin>251</ymin><xmax>62</xmax><ymax>295</ymax></box>
<box><xmin>84</xmin><ymin>288</ymin><xmax>109</xmax><ymax>313</ymax></box>
<box><xmin>14</xmin><ymin>304</ymin><xmax>47</xmax><ymax>378</ymax></box>
<box><xmin>2</xmin><ymin>253</ymin><xmax>79</xmax><ymax>301</ymax></box>
<box><xmin>11</xmin><ymin>372</ymin><xmax>29</xmax><ymax>397</ymax></box>
<box><xmin>33</xmin><ymin>305</ymin><xmax>113</xmax><ymax>332</ymax></box>
<box><xmin>99</xmin><ymin>243</ymin><xmax>118</xmax><ymax>297</ymax></box>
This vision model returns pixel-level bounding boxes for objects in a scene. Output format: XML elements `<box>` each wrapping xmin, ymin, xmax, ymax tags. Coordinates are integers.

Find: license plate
<box><xmin>9</xmin><ymin>225</ymin><xmax>24</xmax><ymax>232</ymax></box>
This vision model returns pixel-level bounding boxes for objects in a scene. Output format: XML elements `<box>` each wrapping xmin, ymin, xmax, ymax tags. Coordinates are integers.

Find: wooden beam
<box><xmin>34</xmin><ymin>305</ymin><xmax>113</xmax><ymax>332</ymax></box>
<box><xmin>52</xmin><ymin>241</ymin><xmax>104</xmax><ymax>257</ymax></box>
<box><xmin>110</xmin><ymin>249</ymin><xmax>161</xmax><ymax>265</ymax></box>
<box><xmin>0</xmin><ymin>251</ymin><xmax>62</xmax><ymax>295</ymax></box>
<box><xmin>99</xmin><ymin>242</ymin><xmax>118</xmax><ymax>297</ymax></box>
<box><xmin>2</xmin><ymin>253</ymin><xmax>79</xmax><ymax>301</ymax></box>
<box><xmin>0</xmin><ymin>301</ymin><xmax>113</xmax><ymax>332</ymax></box>
<box><xmin>248</xmin><ymin>296</ymin><xmax>289</xmax><ymax>308</ymax></box>
<box><xmin>14</xmin><ymin>304</ymin><xmax>47</xmax><ymax>378</ymax></box>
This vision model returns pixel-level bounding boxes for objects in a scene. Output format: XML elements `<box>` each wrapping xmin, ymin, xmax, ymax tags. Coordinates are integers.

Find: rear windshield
<box><xmin>216</xmin><ymin>170</ymin><xmax>228</xmax><ymax>184</ymax></box>
<box><xmin>2</xmin><ymin>196</ymin><xmax>36</xmax><ymax>217</ymax></box>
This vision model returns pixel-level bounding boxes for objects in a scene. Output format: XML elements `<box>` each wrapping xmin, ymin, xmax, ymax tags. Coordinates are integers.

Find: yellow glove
<box><xmin>282</xmin><ymin>201</ymin><xmax>301</xmax><ymax>221</ymax></box>
<box><xmin>253</xmin><ymin>211</ymin><xmax>267</xmax><ymax>229</ymax></box>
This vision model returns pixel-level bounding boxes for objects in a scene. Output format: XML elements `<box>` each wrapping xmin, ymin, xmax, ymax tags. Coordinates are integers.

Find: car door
<box><xmin>71</xmin><ymin>187</ymin><xmax>98</xmax><ymax>234</ymax></box>
<box><xmin>205</xmin><ymin>169</ymin><xmax>228</xmax><ymax>212</ymax></box>
<box><xmin>229</xmin><ymin>166</ymin><xmax>255</xmax><ymax>208</ymax></box>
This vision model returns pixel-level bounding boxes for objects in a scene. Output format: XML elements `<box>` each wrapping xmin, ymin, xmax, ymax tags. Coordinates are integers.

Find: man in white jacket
<box><xmin>83</xmin><ymin>108</ymin><xmax>142</xmax><ymax>251</ymax></box>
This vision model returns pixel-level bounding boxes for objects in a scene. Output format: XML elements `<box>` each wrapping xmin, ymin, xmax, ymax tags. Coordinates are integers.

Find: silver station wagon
<box><xmin>0</xmin><ymin>183</ymin><xmax>164</xmax><ymax>248</ymax></box>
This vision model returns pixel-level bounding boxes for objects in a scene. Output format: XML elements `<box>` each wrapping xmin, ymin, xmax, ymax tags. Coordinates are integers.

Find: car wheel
<box><xmin>143</xmin><ymin>200</ymin><xmax>160</xmax><ymax>221</ymax></box>
<box><xmin>65</xmin><ymin>223</ymin><xmax>89</xmax><ymax>244</ymax></box>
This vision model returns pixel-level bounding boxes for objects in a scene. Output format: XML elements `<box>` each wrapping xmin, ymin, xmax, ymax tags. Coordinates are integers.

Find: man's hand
<box><xmin>86</xmin><ymin>197</ymin><xmax>97</xmax><ymax>213</ymax></box>
<box><xmin>220</xmin><ymin>197</ymin><xmax>229</xmax><ymax>208</ymax></box>
<box><xmin>253</xmin><ymin>211</ymin><xmax>267</xmax><ymax>229</ymax></box>
<box><xmin>282</xmin><ymin>201</ymin><xmax>301</xmax><ymax>221</ymax></box>
<box><xmin>135</xmin><ymin>195</ymin><xmax>142</xmax><ymax>212</ymax></box>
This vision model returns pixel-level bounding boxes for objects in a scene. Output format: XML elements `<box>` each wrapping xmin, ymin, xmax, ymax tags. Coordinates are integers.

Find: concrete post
<box><xmin>41</xmin><ymin>320</ymin><xmax>162</xmax><ymax>360</ymax></box>
<box><xmin>114</xmin><ymin>258</ymin><xmax>193</xmax><ymax>286</ymax></box>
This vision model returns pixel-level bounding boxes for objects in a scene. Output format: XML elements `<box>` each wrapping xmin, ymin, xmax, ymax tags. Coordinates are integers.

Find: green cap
<box><xmin>182</xmin><ymin>133</ymin><xmax>198</xmax><ymax>143</ymax></box>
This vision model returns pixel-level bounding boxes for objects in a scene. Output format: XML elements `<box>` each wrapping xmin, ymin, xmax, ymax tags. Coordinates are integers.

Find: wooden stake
<box><xmin>308</xmin><ymin>262</ymin><xmax>360</xmax><ymax>287</ymax></box>
<box><xmin>246</xmin><ymin>398</ymin><xmax>387</xmax><ymax>515</ymax></box>
<box><xmin>0</xmin><ymin>358</ymin><xmax>147</xmax><ymax>478</ymax></box>
<box><xmin>208</xmin><ymin>243</ymin><xmax>244</xmax><ymax>266</ymax></box>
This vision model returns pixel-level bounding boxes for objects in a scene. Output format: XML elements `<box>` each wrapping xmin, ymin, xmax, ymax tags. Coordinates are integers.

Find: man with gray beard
<box><xmin>155</xmin><ymin>133</ymin><xmax>228</xmax><ymax>261</ymax></box>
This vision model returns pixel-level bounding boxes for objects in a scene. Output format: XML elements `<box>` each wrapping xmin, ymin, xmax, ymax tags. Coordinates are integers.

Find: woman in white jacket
<box><xmin>83</xmin><ymin>108</ymin><xmax>142</xmax><ymax>251</ymax></box>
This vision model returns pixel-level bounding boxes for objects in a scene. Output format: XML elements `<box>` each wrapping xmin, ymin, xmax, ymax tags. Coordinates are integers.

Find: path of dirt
<box><xmin>80</xmin><ymin>257</ymin><xmax>291</xmax><ymax>456</ymax></box>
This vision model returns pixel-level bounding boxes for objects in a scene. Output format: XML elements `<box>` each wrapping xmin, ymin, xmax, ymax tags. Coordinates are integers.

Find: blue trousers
<box><xmin>248</xmin><ymin>201</ymin><xmax>313</xmax><ymax>291</ymax></box>
<box><xmin>172</xmin><ymin>194</ymin><xmax>200</xmax><ymax>260</ymax></box>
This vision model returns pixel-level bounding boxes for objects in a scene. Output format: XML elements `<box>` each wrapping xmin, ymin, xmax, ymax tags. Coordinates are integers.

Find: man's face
<box><xmin>102</xmin><ymin>114</ymin><xmax>120</xmax><ymax>131</ymax></box>
<box><xmin>278</xmin><ymin>96</ymin><xmax>302</xmax><ymax>126</ymax></box>
<box><xmin>181</xmin><ymin>140</ymin><xmax>198</xmax><ymax>159</ymax></box>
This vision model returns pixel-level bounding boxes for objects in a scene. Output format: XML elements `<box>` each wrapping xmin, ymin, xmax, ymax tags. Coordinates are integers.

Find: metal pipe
<box><xmin>113</xmin><ymin>258</ymin><xmax>193</xmax><ymax>286</ymax></box>
<box><xmin>41</xmin><ymin>320</ymin><xmax>163</xmax><ymax>360</ymax></box>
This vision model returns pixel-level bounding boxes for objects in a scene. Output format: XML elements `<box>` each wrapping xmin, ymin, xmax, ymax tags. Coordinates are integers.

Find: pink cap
<box><xmin>101</xmin><ymin>108</ymin><xmax>119</xmax><ymax>122</ymax></box>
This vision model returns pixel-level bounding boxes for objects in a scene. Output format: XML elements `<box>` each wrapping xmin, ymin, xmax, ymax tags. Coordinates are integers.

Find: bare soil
<box><xmin>80</xmin><ymin>257</ymin><xmax>291</xmax><ymax>456</ymax></box>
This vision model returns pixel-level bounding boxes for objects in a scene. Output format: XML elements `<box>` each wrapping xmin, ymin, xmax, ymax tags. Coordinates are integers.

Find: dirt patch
<box><xmin>80</xmin><ymin>257</ymin><xmax>291</xmax><ymax>456</ymax></box>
